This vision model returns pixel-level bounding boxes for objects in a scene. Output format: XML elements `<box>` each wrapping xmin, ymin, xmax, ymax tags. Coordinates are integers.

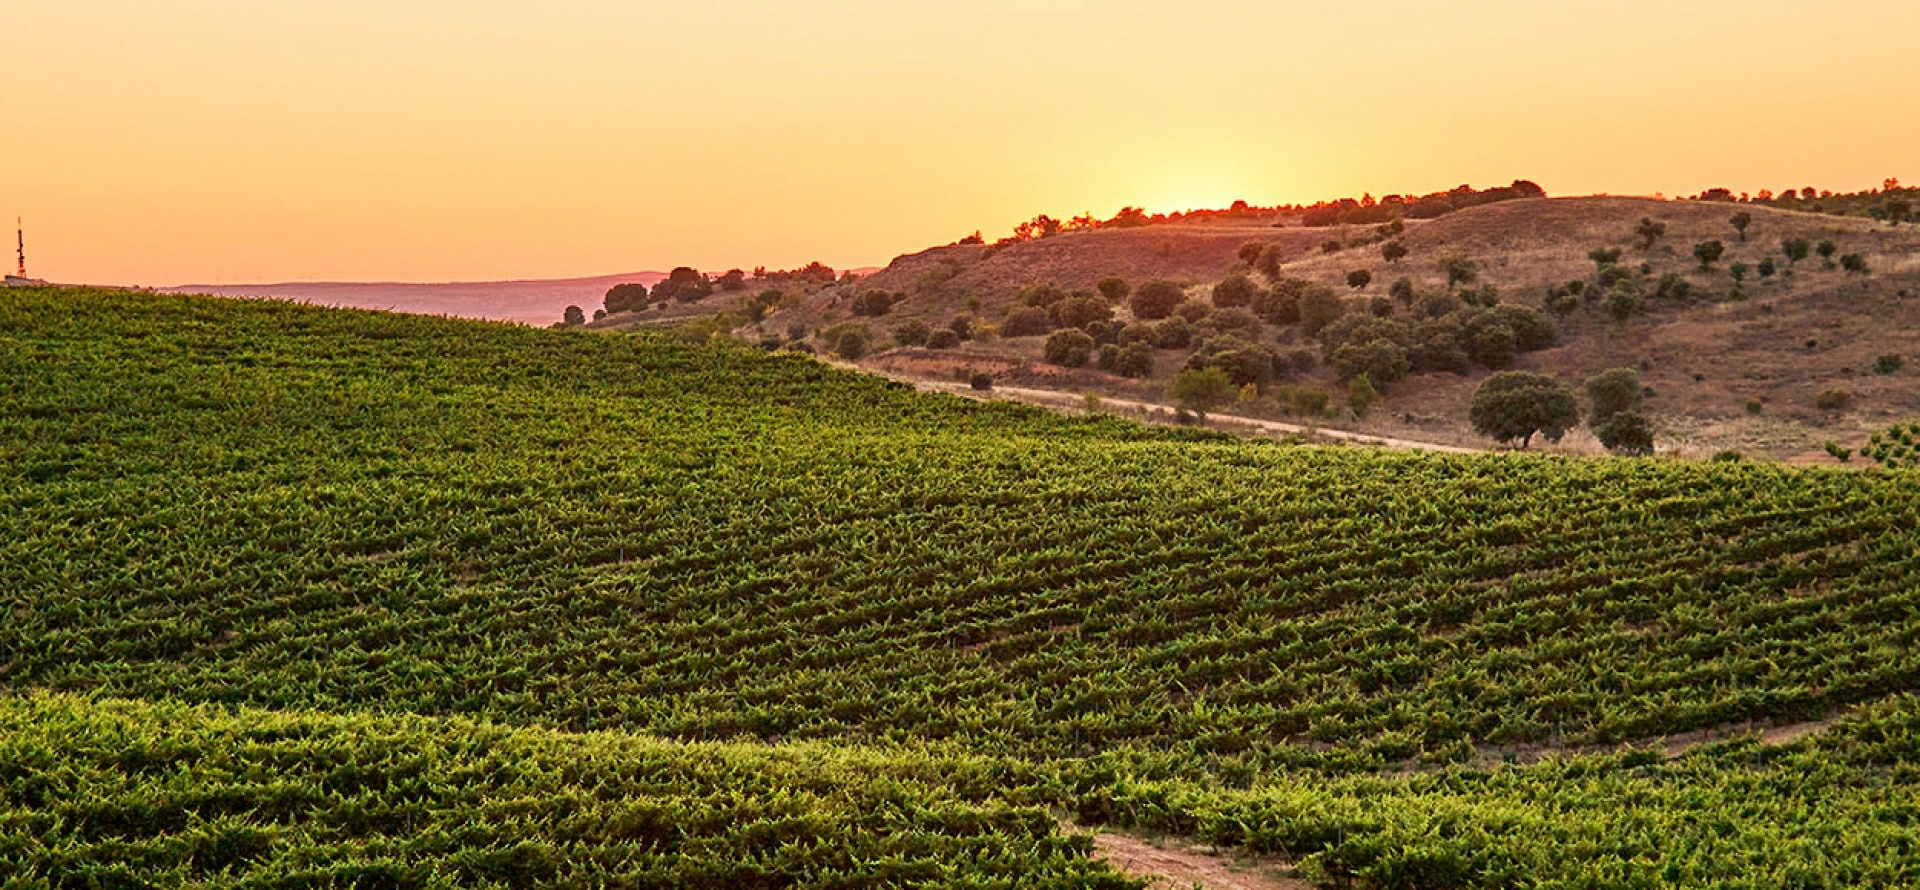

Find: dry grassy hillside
<box><xmin>660</xmin><ymin>196</ymin><xmax>1920</xmax><ymax>460</ymax></box>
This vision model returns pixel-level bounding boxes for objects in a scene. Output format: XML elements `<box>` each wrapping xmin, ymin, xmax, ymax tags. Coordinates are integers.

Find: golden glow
<box><xmin>5</xmin><ymin>1</ymin><xmax>1919</xmax><ymax>285</ymax></box>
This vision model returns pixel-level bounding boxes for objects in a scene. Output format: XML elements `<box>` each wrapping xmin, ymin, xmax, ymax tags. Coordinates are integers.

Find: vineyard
<box><xmin>4</xmin><ymin>287</ymin><xmax>1920</xmax><ymax>887</ymax></box>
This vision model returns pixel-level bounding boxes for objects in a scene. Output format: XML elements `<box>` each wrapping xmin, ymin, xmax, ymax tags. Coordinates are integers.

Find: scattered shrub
<box><xmin>1051</xmin><ymin>296</ymin><xmax>1114</xmax><ymax>330</ymax></box>
<box><xmin>1381</xmin><ymin>241</ymin><xmax>1409</xmax><ymax>264</ymax></box>
<box><xmin>1043</xmin><ymin>329</ymin><xmax>1095</xmax><ymax>367</ymax></box>
<box><xmin>1001</xmin><ymin>307</ymin><xmax>1053</xmax><ymax>337</ymax></box>
<box><xmin>1841</xmin><ymin>253</ymin><xmax>1870</xmax><ymax>275</ymax></box>
<box><xmin>1347</xmin><ymin>269</ymin><xmax>1374</xmax><ymax>291</ymax></box>
<box><xmin>1112</xmin><ymin>342</ymin><xmax>1154</xmax><ymax>378</ymax></box>
<box><xmin>1586</xmin><ymin>368</ymin><xmax>1643</xmax><ymax>426</ymax></box>
<box><xmin>1633</xmin><ymin>217</ymin><xmax>1667</xmax><ymax>250</ymax></box>
<box><xmin>604</xmin><ymin>282</ymin><xmax>650</xmax><ymax>313</ymax></box>
<box><xmin>1298</xmin><ymin>284</ymin><xmax>1348</xmax><ymax>337</ymax></box>
<box><xmin>1817</xmin><ymin>240</ymin><xmax>1838</xmax><ymax>267</ymax></box>
<box><xmin>1389</xmin><ymin>277</ymin><xmax>1416</xmax><ymax>304</ymax></box>
<box><xmin>1730</xmin><ymin>211</ymin><xmax>1753</xmax><ymax>241</ymax></box>
<box><xmin>1117</xmin><ymin>323</ymin><xmax>1157</xmax><ymax>347</ymax></box>
<box><xmin>1693</xmin><ymin>240</ymin><xmax>1726</xmax><ymax>271</ymax></box>
<box><xmin>1348</xmin><ymin>374</ymin><xmax>1380</xmax><ymax>418</ymax></box>
<box><xmin>1875</xmin><ymin>354</ymin><xmax>1904</xmax><ymax>375</ymax></box>
<box><xmin>1595</xmin><ymin>410</ymin><xmax>1655</xmax><ymax>456</ymax></box>
<box><xmin>1211</xmin><ymin>274</ymin><xmax>1261</xmax><ymax>309</ymax></box>
<box><xmin>1096</xmin><ymin>276</ymin><xmax>1131</xmax><ymax>303</ymax></box>
<box><xmin>1824</xmin><ymin>441</ymin><xmax>1853</xmax><ymax>463</ymax></box>
<box><xmin>1815</xmin><ymin>388</ymin><xmax>1854</xmax><ymax>412</ymax></box>
<box><xmin>926</xmin><ymin>329</ymin><xmax>960</xmax><ymax>350</ymax></box>
<box><xmin>1236</xmin><ymin>242</ymin><xmax>1265</xmax><ymax>265</ymax></box>
<box><xmin>1745</xmin><ymin>399</ymin><xmax>1763</xmax><ymax>415</ymax></box>
<box><xmin>834</xmin><ymin>330</ymin><xmax>868</xmax><ymax>360</ymax></box>
<box><xmin>1171</xmin><ymin>367</ymin><xmax>1234</xmax><ymax>417</ymax></box>
<box><xmin>1153</xmin><ymin>317</ymin><xmax>1195</xmax><ymax>349</ymax></box>
<box><xmin>968</xmin><ymin>372</ymin><xmax>993</xmax><ymax>391</ymax></box>
<box><xmin>1173</xmin><ymin>299</ymin><xmax>1214</xmax><ymax>323</ymax></box>
<box><xmin>1782</xmin><ymin>238</ymin><xmax>1811</xmax><ymax>265</ymax></box>
<box><xmin>1130</xmin><ymin>280</ymin><xmax>1187</xmax><ymax>320</ymax></box>
<box><xmin>892</xmin><ymin>318</ymin><xmax>931</xmax><ymax>347</ymax></box>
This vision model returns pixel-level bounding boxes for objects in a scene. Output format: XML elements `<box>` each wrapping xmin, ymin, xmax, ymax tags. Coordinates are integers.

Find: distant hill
<box><xmin>166</xmin><ymin>271</ymin><xmax>673</xmax><ymax>326</ymax></box>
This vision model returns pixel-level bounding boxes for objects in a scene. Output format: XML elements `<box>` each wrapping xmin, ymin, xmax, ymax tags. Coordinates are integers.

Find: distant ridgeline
<box><xmin>1701</xmin><ymin>179</ymin><xmax>1916</xmax><ymax>224</ymax></box>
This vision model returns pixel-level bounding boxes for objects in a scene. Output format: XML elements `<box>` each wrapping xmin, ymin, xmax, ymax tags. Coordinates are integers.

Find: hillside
<box><xmin>6</xmin><ymin>288</ymin><xmax>1920</xmax><ymax>887</ymax></box>
<box><xmin>745</xmin><ymin>196</ymin><xmax>1920</xmax><ymax>459</ymax></box>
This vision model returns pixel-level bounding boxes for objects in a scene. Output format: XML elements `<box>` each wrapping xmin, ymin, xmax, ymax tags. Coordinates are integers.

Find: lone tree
<box><xmin>1693</xmin><ymin>240</ymin><xmax>1726</xmax><ymax>271</ymax></box>
<box><xmin>1585</xmin><ymin>368</ymin><xmax>1643</xmax><ymax>426</ymax></box>
<box><xmin>1440</xmin><ymin>255</ymin><xmax>1479</xmax><ymax>289</ymax></box>
<box><xmin>1381</xmin><ymin>241</ymin><xmax>1409</xmax><ymax>264</ymax></box>
<box><xmin>1633</xmin><ymin>217</ymin><xmax>1668</xmax><ymax>250</ymax></box>
<box><xmin>1817</xmin><ymin>239</ymin><xmax>1838</xmax><ymax>267</ymax></box>
<box><xmin>1171</xmin><ymin>367</ymin><xmax>1234</xmax><ymax>420</ymax></box>
<box><xmin>1130</xmin><ymin>280</ymin><xmax>1186</xmax><ymax>320</ymax></box>
<box><xmin>1782</xmin><ymin>238</ymin><xmax>1811</xmax><ymax>265</ymax></box>
<box><xmin>1346</xmin><ymin>269</ymin><xmax>1373</xmax><ymax>291</ymax></box>
<box><xmin>563</xmin><ymin>305</ymin><xmax>586</xmax><ymax>326</ymax></box>
<box><xmin>1469</xmin><ymin>371</ymin><xmax>1580</xmax><ymax>448</ymax></box>
<box><xmin>1730</xmin><ymin>211</ymin><xmax>1753</xmax><ymax>241</ymax></box>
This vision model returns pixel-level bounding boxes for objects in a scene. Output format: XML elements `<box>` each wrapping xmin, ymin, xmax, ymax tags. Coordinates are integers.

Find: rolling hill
<box><xmin>167</xmin><ymin>272</ymin><xmax>673</xmax><ymax>326</ymax></box>
<box><xmin>699</xmin><ymin>196</ymin><xmax>1920</xmax><ymax>460</ymax></box>
<box><xmin>5</xmin><ymin>287</ymin><xmax>1920</xmax><ymax>886</ymax></box>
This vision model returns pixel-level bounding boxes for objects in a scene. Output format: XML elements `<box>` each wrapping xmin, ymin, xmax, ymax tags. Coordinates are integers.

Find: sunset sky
<box><xmin>5</xmin><ymin>1</ymin><xmax>1917</xmax><ymax>285</ymax></box>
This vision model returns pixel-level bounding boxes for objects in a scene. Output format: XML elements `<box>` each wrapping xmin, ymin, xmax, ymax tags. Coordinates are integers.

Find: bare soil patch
<box><xmin>1092</xmin><ymin>831</ymin><xmax>1309</xmax><ymax>890</ymax></box>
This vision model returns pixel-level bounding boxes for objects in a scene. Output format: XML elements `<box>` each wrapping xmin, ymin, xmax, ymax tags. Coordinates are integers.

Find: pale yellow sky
<box><xmin>5</xmin><ymin>1</ymin><xmax>1917</xmax><ymax>284</ymax></box>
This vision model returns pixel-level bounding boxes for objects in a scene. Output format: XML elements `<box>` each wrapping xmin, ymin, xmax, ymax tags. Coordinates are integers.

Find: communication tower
<box><xmin>15</xmin><ymin>219</ymin><xmax>24</xmax><ymax>277</ymax></box>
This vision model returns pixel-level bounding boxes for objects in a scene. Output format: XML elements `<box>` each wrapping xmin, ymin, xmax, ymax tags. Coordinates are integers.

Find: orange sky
<box><xmin>5</xmin><ymin>1</ymin><xmax>1918</xmax><ymax>285</ymax></box>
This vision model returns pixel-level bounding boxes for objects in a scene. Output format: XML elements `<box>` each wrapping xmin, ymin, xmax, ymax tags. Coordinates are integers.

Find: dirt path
<box><xmin>838</xmin><ymin>359</ymin><xmax>1481</xmax><ymax>455</ymax></box>
<box><xmin>1093</xmin><ymin>832</ymin><xmax>1310</xmax><ymax>890</ymax></box>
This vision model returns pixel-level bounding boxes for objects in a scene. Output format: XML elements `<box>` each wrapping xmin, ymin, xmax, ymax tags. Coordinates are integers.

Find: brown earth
<box><xmin>1092</xmin><ymin>831</ymin><xmax>1309</xmax><ymax>890</ymax></box>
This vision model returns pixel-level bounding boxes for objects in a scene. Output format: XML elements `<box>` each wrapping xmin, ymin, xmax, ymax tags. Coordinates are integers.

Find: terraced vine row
<box><xmin>4</xmin><ymin>288</ymin><xmax>1920</xmax><ymax>887</ymax></box>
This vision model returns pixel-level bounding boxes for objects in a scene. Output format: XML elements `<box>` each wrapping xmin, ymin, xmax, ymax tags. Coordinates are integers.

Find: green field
<box><xmin>4</xmin><ymin>288</ymin><xmax>1920</xmax><ymax>888</ymax></box>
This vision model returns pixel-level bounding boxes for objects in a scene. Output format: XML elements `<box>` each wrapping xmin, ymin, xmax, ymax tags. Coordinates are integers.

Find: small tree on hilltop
<box><xmin>1633</xmin><ymin>217</ymin><xmax>1668</xmax><ymax>250</ymax></box>
<box><xmin>563</xmin><ymin>305</ymin><xmax>586</xmax><ymax>326</ymax></box>
<box><xmin>1585</xmin><ymin>368</ymin><xmax>1643</xmax><ymax>426</ymax></box>
<box><xmin>1171</xmin><ymin>367</ymin><xmax>1234</xmax><ymax>420</ymax></box>
<box><xmin>1730</xmin><ymin>211</ymin><xmax>1753</xmax><ymax>242</ymax></box>
<box><xmin>654</xmin><ymin>267</ymin><xmax>714</xmax><ymax>304</ymax></box>
<box><xmin>1130</xmin><ymin>280</ymin><xmax>1186</xmax><ymax>320</ymax></box>
<box><xmin>1381</xmin><ymin>241</ymin><xmax>1409</xmax><ymax>264</ymax></box>
<box><xmin>1470</xmin><ymin>371</ymin><xmax>1580</xmax><ymax>448</ymax></box>
<box><xmin>1693</xmin><ymin>240</ymin><xmax>1725</xmax><ymax>272</ymax></box>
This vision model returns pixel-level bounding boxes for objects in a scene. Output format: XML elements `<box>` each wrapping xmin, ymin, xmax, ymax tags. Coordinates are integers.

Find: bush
<box><xmin>834</xmin><ymin>330</ymin><xmax>868</xmax><ymax>360</ymax></box>
<box><xmin>1043</xmin><ymin>329</ymin><xmax>1095</xmax><ymax>367</ymax></box>
<box><xmin>1469</xmin><ymin>371</ymin><xmax>1580</xmax><ymax>447</ymax></box>
<box><xmin>1237</xmin><ymin>242</ymin><xmax>1265</xmax><ymax>264</ymax></box>
<box><xmin>1347</xmin><ymin>269</ymin><xmax>1374</xmax><ymax>291</ymax></box>
<box><xmin>850</xmin><ymin>290</ymin><xmax>899</xmax><ymax>317</ymax></box>
<box><xmin>1875</xmin><ymin>354</ymin><xmax>1904</xmax><ymax>375</ymax></box>
<box><xmin>1206</xmin><ymin>344</ymin><xmax>1277</xmax><ymax>388</ymax></box>
<box><xmin>1730</xmin><ymin>211</ymin><xmax>1753</xmax><ymax>241</ymax></box>
<box><xmin>1348</xmin><ymin>374</ymin><xmax>1380</xmax><ymax>418</ymax></box>
<box><xmin>1082</xmin><ymin>318</ymin><xmax>1122</xmax><ymax>346</ymax></box>
<box><xmin>1173</xmin><ymin>299</ymin><xmax>1214</xmax><ymax>323</ymax></box>
<box><xmin>1633</xmin><ymin>217</ymin><xmax>1667</xmax><ymax>250</ymax></box>
<box><xmin>1841</xmin><ymin>253</ymin><xmax>1870</xmax><ymax>275</ymax></box>
<box><xmin>1051</xmin><ymin>296</ymin><xmax>1113</xmax><ymax>330</ymax></box>
<box><xmin>1153</xmin><ymin>317</ymin><xmax>1195</xmax><ymax>349</ymax></box>
<box><xmin>1202</xmin><ymin>307</ymin><xmax>1261</xmax><ymax>335</ymax></box>
<box><xmin>926</xmin><ymin>329</ymin><xmax>960</xmax><ymax>350</ymax></box>
<box><xmin>1171</xmin><ymin>367</ymin><xmax>1234</xmax><ymax>417</ymax></box>
<box><xmin>1693</xmin><ymin>240</ymin><xmax>1725</xmax><ymax>271</ymax></box>
<box><xmin>1381</xmin><ymin>241</ymin><xmax>1409</xmax><ymax>264</ymax></box>
<box><xmin>892</xmin><ymin>318</ymin><xmax>931</xmax><ymax>347</ymax></box>
<box><xmin>563</xmin><ymin>305</ymin><xmax>586</xmax><ymax>326</ymax></box>
<box><xmin>1817</xmin><ymin>240</ymin><xmax>1838</xmax><ymax>266</ymax></box>
<box><xmin>1388</xmin><ymin>277</ymin><xmax>1416</xmax><ymax>304</ymax></box>
<box><xmin>1212</xmin><ymin>274</ymin><xmax>1260</xmax><ymax>309</ymax></box>
<box><xmin>1595</xmin><ymin>410</ymin><xmax>1655</xmax><ymax>455</ymax></box>
<box><xmin>1815</xmin><ymin>388</ymin><xmax>1854</xmax><ymax>412</ymax></box>
<box><xmin>1252</xmin><ymin>279</ymin><xmax>1306</xmax><ymax>325</ymax></box>
<box><xmin>1299</xmin><ymin>285</ymin><xmax>1347</xmax><ymax>337</ymax></box>
<box><xmin>1585</xmin><ymin>368</ymin><xmax>1643</xmax><ymax>425</ymax></box>
<box><xmin>1479</xmin><ymin>304</ymin><xmax>1557</xmax><ymax>352</ymax></box>
<box><xmin>1112</xmin><ymin>342</ymin><xmax>1154</xmax><ymax>378</ymax></box>
<box><xmin>1712</xmin><ymin>450</ymin><xmax>1744</xmax><ymax>462</ymax></box>
<box><xmin>1589</xmin><ymin>247</ymin><xmax>1623</xmax><ymax>269</ymax></box>
<box><xmin>781</xmin><ymin>340</ymin><xmax>816</xmax><ymax>354</ymax></box>
<box><xmin>1117</xmin><ymin>323</ymin><xmax>1157</xmax><ymax>347</ymax></box>
<box><xmin>968</xmin><ymin>372</ymin><xmax>993</xmax><ymax>391</ymax></box>
<box><xmin>1000</xmin><ymin>306</ymin><xmax>1053</xmax><ymax>337</ymax></box>
<box><xmin>1130</xmin><ymin>280</ymin><xmax>1187</xmax><ymax>320</ymax></box>
<box><xmin>1782</xmin><ymin>238</ymin><xmax>1811</xmax><ymax>265</ymax></box>
<box><xmin>947</xmin><ymin>316</ymin><xmax>973</xmax><ymax>340</ymax></box>
<box><xmin>1440</xmin><ymin>255</ymin><xmax>1479</xmax><ymax>289</ymax></box>
<box><xmin>1287</xmin><ymin>385</ymin><xmax>1331</xmax><ymax>417</ymax></box>
<box><xmin>1824</xmin><ymin>441</ymin><xmax>1853</xmax><ymax>463</ymax></box>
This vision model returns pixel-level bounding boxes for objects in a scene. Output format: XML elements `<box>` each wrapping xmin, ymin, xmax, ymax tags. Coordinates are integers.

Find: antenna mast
<box><xmin>15</xmin><ymin>219</ymin><xmax>24</xmax><ymax>277</ymax></box>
